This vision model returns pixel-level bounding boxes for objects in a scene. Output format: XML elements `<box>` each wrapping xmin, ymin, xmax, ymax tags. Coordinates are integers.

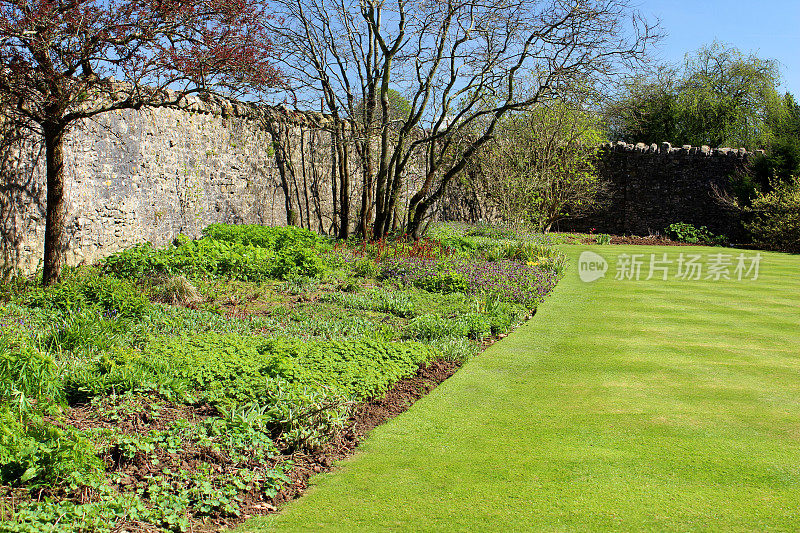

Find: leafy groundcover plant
<box><xmin>0</xmin><ymin>224</ymin><xmax>564</xmax><ymax>532</ymax></box>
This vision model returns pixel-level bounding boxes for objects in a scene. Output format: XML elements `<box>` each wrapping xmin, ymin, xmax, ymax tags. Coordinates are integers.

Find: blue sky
<box><xmin>644</xmin><ymin>0</ymin><xmax>800</xmax><ymax>95</ymax></box>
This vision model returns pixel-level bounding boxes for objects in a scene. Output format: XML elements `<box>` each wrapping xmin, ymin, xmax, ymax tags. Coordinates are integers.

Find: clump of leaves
<box><xmin>0</xmin><ymin>335</ymin><xmax>62</xmax><ymax>413</ymax></box>
<box><xmin>352</xmin><ymin>258</ymin><xmax>380</xmax><ymax>278</ymax></box>
<box><xmin>151</xmin><ymin>275</ymin><xmax>202</xmax><ymax>306</ymax></box>
<box><xmin>22</xmin><ymin>267</ymin><xmax>150</xmax><ymax>319</ymax></box>
<box><xmin>0</xmin><ymin>408</ymin><xmax>104</xmax><ymax>489</ymax></box>
<box><xmin>665</xmin><ymin>222</ymin><xmax>728</xmax><ymax>245</ymax></box>
<box><xmin>744</xmin><ymin>176</ymin><xmax>800</xmax><ymax>252</ymax></box>
<box><xmin>202</xmin><ymin>224</ymin><xmax>330</xmax><ymax>251</ymax></box>
<box><xmin>103</xmin><ymin>236</ymin><xmax>329</xmax><ymax>282</ymax></box>
<box><xmin>321</xmin><ymin>290</ymin><xmax>415</xmax><ymax>318</ymax></box>
<box><xmin>282</xmin><ymin>275</ymin><xmax>320</xmax><ymax>295</ymax></box>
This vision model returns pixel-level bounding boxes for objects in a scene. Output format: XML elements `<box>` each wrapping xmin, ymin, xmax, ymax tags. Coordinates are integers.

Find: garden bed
<box><xmin>0</xmin><ymin>223</ymin><xmax>563</xmax><ymax>532</ymax></box>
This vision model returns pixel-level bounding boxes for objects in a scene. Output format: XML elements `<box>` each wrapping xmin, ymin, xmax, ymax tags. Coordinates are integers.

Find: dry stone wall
<box><xmin>560</xmin><ymin>141</ymin><xmax>754</xmax><ymax>238</ymax></box>
<box><xmin>2</xmin><ymin>99</ymin><xmax>760</xmax><ymax>275</ymax></box>
<box><xmin>441</xmin><ymin>140</ymin><xmax>755</xmax><ymax>239</ymax></box>
<box><xmin>1</xmin><ymin>101</ymin><xmax>341</xmax><ymax>273</ymax></box>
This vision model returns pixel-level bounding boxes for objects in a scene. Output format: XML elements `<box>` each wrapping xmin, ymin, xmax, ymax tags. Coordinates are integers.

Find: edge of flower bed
<box><xmin>222</xmin><ymin>310</ymin><xmax>537</xmax><ymax>530</ymax></box>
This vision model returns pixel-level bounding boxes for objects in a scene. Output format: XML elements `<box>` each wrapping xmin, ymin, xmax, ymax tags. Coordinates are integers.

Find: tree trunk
<box><xmin>42</xmin><ymin>124</ymin><xmax>66</xmax><ymax>286</ymax></box>
<box><xmin>337</xmin><ymin>123</ymin><xmax>350</xmax><ymax>239</ymax></box>
<box><xmin>330</xmin><ymin>128</ymin><xmax>339</xmax><ymax>236</ymax></box>
<box><xmin>358</xmin><ymin>144</ymin><xmax>373</xmax><ymax>238</ymax></box>
<box><xmin>265</xmin><ymin>120</ymin><xmax>297</xmax><ymax>226</ymax></box>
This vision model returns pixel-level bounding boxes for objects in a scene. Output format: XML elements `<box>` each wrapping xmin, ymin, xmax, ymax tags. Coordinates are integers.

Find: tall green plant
<box><xmin>472</xmin><ymin>99</ymin><xmax>605</xmax><ymax>231</ymax></box>
<box><xmin>744</xmin><ymin>177</ymin><xmax>800</xmax><ymax>252</ymax></box>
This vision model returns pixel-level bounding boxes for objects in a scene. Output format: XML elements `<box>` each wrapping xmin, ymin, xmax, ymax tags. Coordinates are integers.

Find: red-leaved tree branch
<box><xmin>0</xmin><ymin>0</ymin><xmax>282</xmax><ymax>285</ymax></box>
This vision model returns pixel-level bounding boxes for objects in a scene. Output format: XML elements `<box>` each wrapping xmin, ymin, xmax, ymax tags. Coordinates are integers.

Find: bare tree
<box><xmin>267</xmin><ymin>0</ymin><xmax>657</xmax><ymax>239</ymax></box>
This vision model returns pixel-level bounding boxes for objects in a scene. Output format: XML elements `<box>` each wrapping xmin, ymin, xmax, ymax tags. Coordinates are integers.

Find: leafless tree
<box><xmin>267</xmin><ymin>0</ymin><xmax>657</xmax><ymax>239</ymax></box>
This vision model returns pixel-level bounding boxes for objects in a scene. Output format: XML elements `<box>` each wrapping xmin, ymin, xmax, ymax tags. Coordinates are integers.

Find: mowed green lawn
<box><xmin>241</xmin><ymin>246</ymin><xmax>800</xmax><ymax>532</ymax></box>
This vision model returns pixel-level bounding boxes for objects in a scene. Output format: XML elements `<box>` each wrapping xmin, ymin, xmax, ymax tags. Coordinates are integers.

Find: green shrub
<box><xmin>273</xmin><ymin>246</ymin><xmax>328</xmax><ymax>280</ymax></box>
<box><xmin>404</xmin><ymin>314</ymin><xmax>465</xmax><ymax>340</ymax></box>
<box><xmin>439</xmin><ymin>236</ymin><xmax>478</xmax><ymax>254</ymax></box>
<box><xmin>0</xmin><ymin>408</ymin><xmax>104</xmax><ymax>489</ymax></box>
<box><xmin>142</xmin><ymin>334</ymin><xmax>304</xmax><ymax>406</ymax></box>
<box><xmin>352</xmin><ymin>258</ymin><xmax>380</xmax><ymax>278</ymax></box>
<box><xmin>72</xmin><ymin>333</ymin><xmax>437</xmax><ymax>407</ymax></box>
<box><xmin>282</xmin><ymin>275</ymin><xmax>321</xmax><ymax>295</ymax></box>
<box><xmin>39</xmin><ymin>308</ymin><xmax>128</xmax><ymax>356</ymax></box>
<box><xmin>60</xmin><ymin>346</ymin><xmax>173</xmax><ymax>404</ymax></box>
<box><xmin>403</xmin><ymin>296</ymin><xmax>523</xmax><ymax>342</ymax></box>
<box><xmin>596</xmin><ymin>233</ymin><xmax>612</xmax><ymax>245</ymax></box>
<box><xmin>321</xmin><ymin>290</ymin><xmax>414</xmax><ymax>318</ymax></box>
<box><xmin>258</xmin><ymin>383</ymin><xmax>349</xmax><ymax>451</ymax></box>
<box><xmin>0</xmin><ymin>335</ymin><xmax>62</xmax><ymax>412</ymax></box>
<box><xmin>412</xmin><ymin>270</ymin><xmax>469</xmax><ymax>294</ymax></box>
<box><xmin>744</xmin><ymin>176</ymin><xmax>800</xmax><ymax>251</ymax></box>
<box><xmin>202</xmin><ymin>224</ymin><xmax>330</xmax><ymax>251</ymax></box>
<box><xmin>23</xmin><ymin>269</ymin><xmax>150</xmax><ymax>319</ymax></box>
<box><xmin>425</xmin><ymin>336</ymin><xmax>478</xmax><ymax>362</ymax></box>
<box><xmin>1</xmin><ymin>496</ymin><xmax>131</xmax><ymax>533</ymax></box>
<box><xmin>665</xmin><ymin>222</ymin><xmax>727</xmax><ymax>245</ymax></box>
<box><xmin>103</xmin><ymin>238</ymin><xmax>276</xmax><ymax>281</ymax></box>
<box><xmin>297</xmin><ymin>339</ymin><xmax>437</xmax><ymax>401</ymax></box>
<box><xmin>103</xmin><ymin>237</ymin><xmax>328</xmax><ymax>282</ymax></box>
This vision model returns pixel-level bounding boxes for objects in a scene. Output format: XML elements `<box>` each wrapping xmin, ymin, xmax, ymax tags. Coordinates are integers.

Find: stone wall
<box><xmin>2</xmin><ymin>100</ymin><xmax>760</xmax><ymax>275</ymax></box>
<box><xmin>441</xmin><ymin>140</ymin><xmax>754</xmax><ymax>239</ymax></box>
<box><xmin>1</xmin><ymin>100</ymin><xmax>343</xmax><ymax>274</ymax></box>
<box><xmin>560</xmin><ymin>141</ymin><xmax>753</xmax><ymax>238</ymax></box>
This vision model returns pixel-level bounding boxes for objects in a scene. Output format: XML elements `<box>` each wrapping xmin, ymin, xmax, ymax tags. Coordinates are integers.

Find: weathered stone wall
<box><xmin>3</xmin><ymin>100</ymin><xmax>760</xmax><ymax>275</ymax></box>
<box><xmin>1</xmin><ymin>101</ymin><xmax>343</xmax><ymax>273</ymax></box>
<box><xmin>442</xmin><ymin>140</ymin><xmax>754</xmax><ymax>239</ymax></box>
<box><xmin>560</xmin><ymin>141</ymin><xmax>752</xmax><ymax>238</ymax></box>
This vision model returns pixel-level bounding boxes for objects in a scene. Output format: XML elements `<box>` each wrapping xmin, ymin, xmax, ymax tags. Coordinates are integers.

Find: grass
<box><xmin>242</xmin><ymin>245</ymin><xmax>800</xmax><ymax>531</ymax></box>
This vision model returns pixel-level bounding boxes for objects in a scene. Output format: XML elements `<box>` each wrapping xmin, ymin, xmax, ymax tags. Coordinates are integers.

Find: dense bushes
<box><xmin>0</xmin><ymin>337</ymin><xmax>61</xmax><ymax>410</ymax></box>
<box><xmin>23</xmin><ymin>268</ymin><xmax>150</xmax><ymax>318</ymax></box>
<box><xmin>63</xmin><ymin>334</ymin><xmax>436</xmax><ymax>408</ymax></box>
<box><xmin>665</xmin><ymin>223</ymin><xmax>727</xmax><ymax>246</ymax></box>
<box><xmin>297</xmin><ymin>339</ymin><xmax>437</xmax><ymax>400</ymax></box>
<box><xmin>0</xmin><ymin>409</ymin><xmax>103</xmax><ymax>489</ymax></box>
<box><xmin>745</xmin><ymin>177</ymin><xmax>800</xmax><ymax>252</ymax></box>
<box><xmin>103</xmin><ymin>239</ymin><xmax>277</xmax><ymax>281</ymax></box>
<box><xmin>0</xmin><ymin>222</ymin><xmax>564</xmax><ymax>531</ymax></box>
<box><xmin>103</xmin><ymin>225</ymin><xmax>331</xmax><ymax>282</ymax></box>
<box><xmin>202</xmin><ymin>224</ymin><xmax>330</xmax><ymax>250</ymax></box>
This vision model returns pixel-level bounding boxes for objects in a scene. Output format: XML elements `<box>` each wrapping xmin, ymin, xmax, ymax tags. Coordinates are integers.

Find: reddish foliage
<box><xmin>348</xmin><ymin>236</ymin><xmax>445</xmax><ymax>262</ymax></box>
<box><xmin>0</xmin><ymin>0</ymin><xmax>283</xmax><ymax>285</ymax></box>
<box><xmin>0</xmin><ymin>0</ymin><xmax>282</xmax><ymax>125</ymax></box>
